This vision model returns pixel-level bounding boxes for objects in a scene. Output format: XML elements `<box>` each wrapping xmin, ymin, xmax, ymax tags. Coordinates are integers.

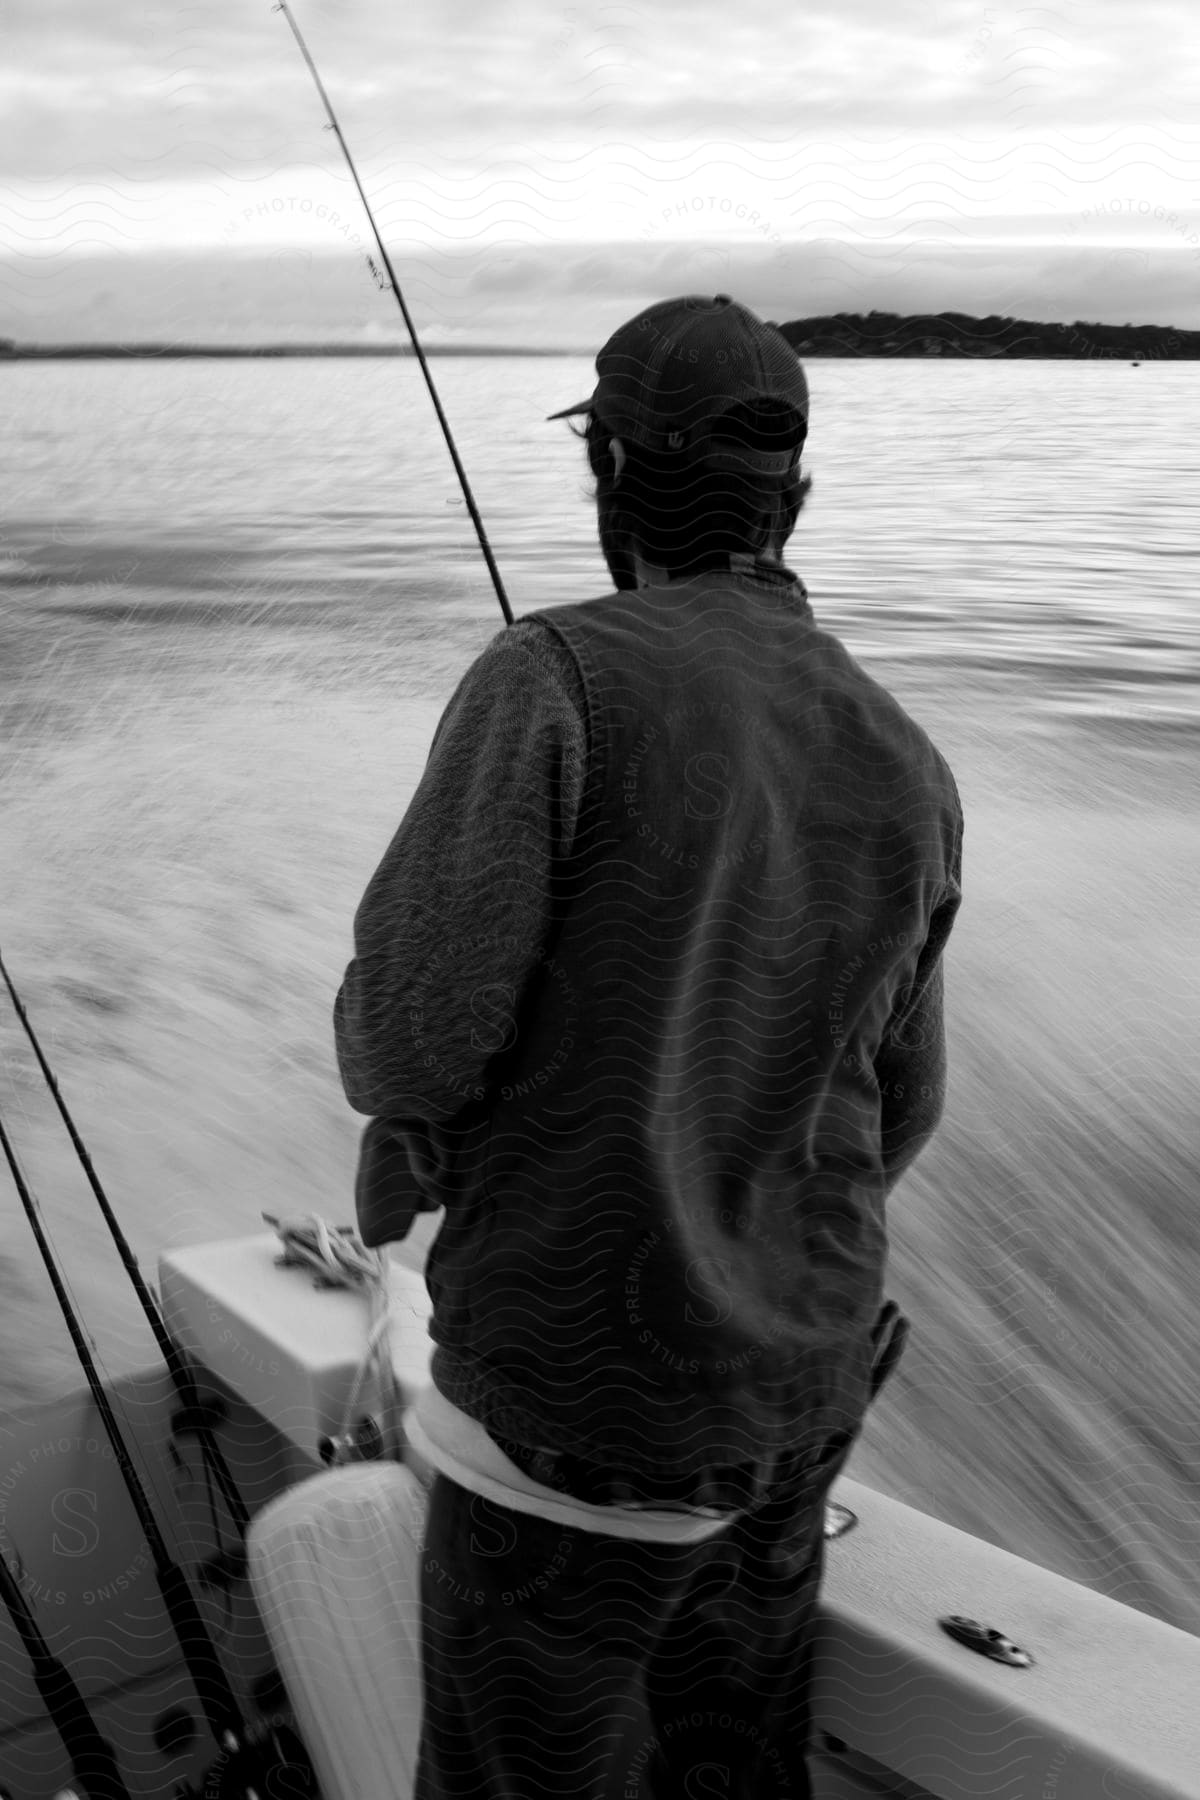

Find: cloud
<box><xmin>466</xmin><ymin>251</ymin><xmax>546</xmax><ymax>294</ymax></box>
<box><xmin>5</xmin><ymin>237</ymin><xmax>1197</xmax><ymax>349</ymax></box>
<box><xmin>2</xmin><ymin>0</ymin><xmax>1196</xmax><ymax>182</ymax></box>
<box><xmin>4</xmin><ymin>0</ymin><xmax>1196</xmax><ymax>341</ymax></box>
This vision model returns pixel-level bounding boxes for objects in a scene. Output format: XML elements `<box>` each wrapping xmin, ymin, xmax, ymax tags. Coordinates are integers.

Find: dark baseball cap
<box><xmin>547</xmin><ymin>294</ymin><xmax>808</xmax><ymax>475</ymax></box>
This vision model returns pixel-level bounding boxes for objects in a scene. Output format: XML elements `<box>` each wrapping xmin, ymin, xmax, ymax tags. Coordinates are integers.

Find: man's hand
<box><xmin>355</xmin><ymin>1117</ymin><xmax>443</xmax><ymax>1248</ymax></box>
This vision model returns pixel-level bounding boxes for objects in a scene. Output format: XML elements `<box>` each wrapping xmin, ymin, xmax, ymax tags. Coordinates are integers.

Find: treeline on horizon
<box><xmin>777</xmin><ymin>310</ymin><xmax>1200</xmax><ymax>358</ymax></box>
<box><xmin>0</xmin><ymin>339</ymin><xmax>561</xmax><ymax>358</ymax></box>
<box><xmin>2</xmin><ymin>311</ymin><xmax>1199</xmax><ymax>359</ymax></box>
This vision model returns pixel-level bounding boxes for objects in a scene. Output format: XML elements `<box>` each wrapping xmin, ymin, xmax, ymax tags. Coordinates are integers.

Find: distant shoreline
<box><xmin>777</xmin><ymin>310</ymin><xmax>1200</xmax><ymax>359</ymax></box>
<box><xmin>3</xmin><ymin>309</ymin><xmax>1199</xmax><ymax>359</ymax></box>
<box><xmin>0</xmin><ymin>343</ymin><xmax>576</xmax><ymax>360</ymax></box>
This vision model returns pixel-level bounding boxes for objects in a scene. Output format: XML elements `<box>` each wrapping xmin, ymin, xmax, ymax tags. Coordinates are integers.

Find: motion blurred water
<box><xmin>1</xmin><ymin>355</ymin><xmax>1197</xmax><ymax>1634</ymax></box>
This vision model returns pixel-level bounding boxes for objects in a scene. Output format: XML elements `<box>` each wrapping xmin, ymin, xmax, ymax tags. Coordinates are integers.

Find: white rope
<box><xmin>263</xmin><ymin>1212</ymin><xmax>406</xmax><ymax>1465</ymax></box>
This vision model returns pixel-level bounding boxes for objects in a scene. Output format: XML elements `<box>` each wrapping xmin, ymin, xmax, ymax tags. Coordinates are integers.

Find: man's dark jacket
<box><xmin>334</xmin><ymin>563</ymin><xmax>963</xmax><ymax>1488</ymax></box>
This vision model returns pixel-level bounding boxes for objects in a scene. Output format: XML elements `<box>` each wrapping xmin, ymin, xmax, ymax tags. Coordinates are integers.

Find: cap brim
<box><xmin>545</xmin><ymin>398</ymin><xmax>595</xmax><ymax>422</ymax></box>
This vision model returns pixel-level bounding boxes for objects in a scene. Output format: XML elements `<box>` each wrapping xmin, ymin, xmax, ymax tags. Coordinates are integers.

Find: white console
<box><xmin>157</xmin><ymin>1232</ymin><xmax>434</xmax><ymax>1463</ymax></box>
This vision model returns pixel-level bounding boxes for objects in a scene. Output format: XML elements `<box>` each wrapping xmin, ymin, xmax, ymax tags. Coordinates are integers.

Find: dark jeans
<box><xmin>413</xmin><ymin>1426</ymin><xmax>859</xmax><ymax>1800</ymax></box>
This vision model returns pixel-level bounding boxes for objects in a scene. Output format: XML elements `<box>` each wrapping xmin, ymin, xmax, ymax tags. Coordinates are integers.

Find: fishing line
<box><xmin>0</xmin><ymin>948</ymin><xmax>251</xmax><ymax>1540</ymax></box>
<box><xmin>273</xmin><ymin>0</ymin><xmax>514</xmax><ymax>627</ymax></box>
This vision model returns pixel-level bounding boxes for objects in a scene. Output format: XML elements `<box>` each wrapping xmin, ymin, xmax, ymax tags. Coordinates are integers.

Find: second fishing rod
<box><xmin>273</xmin><ymin>0</ymin><xmax>514</xmax><ymax>630</ymax></box>
<box><xmin>0</xmin><ymin>951</ymin><xmax>251</xmax><ymax>1545</ymax></box>
<box><xmin>0</xmin><ymin>1098</ymin><xmax>251</xmax><ymax>1767</ymax></box>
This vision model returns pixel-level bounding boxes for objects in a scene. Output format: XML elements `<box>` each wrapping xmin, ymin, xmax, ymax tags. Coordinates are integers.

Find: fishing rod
<box><xmin>273</xmin><ymin>0</ymin><xmax>514</xmax><ymax>628</ymax></box>
<box><xmin>0</xmin><ymin>1106</ymin><xmax>249</xmax><ymax>1760</ymax></box>
<box><xmin>0</xmin><ymin>1546</ymin><xmax>130</xmax><ymax>1800</ymax></box>
<box><xmin>0</xmin><ymin>949</ymin><xmax>251</xmax><ymax>1543</ymax></box>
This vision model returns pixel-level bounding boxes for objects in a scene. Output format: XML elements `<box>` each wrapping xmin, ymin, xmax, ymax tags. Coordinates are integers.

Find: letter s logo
<box><xmin>683</xmin><ymin>752</ymin><xmax>733</xmax><ymax>822</ymax></box>
<box><xmin>469</xmin><ymin>982</ymin><xmax>518</xmax><ymax>1056</ymax></box>
<box><xmin>685</xmin><ymin>1765</ymin><xmax>732</xmax><ymax>1799</ymax></box>
<box><xmin>263</xmin><ymin>1752</ymin><xmax>316</xmax><ymax>1798</ymax></box>
<box><xmin>51</xmin><ymin>1488</ymin><xmax>100</xmax><ymax>1559</ymax></box>
<box><xmin>683</xmin><ymin>1257</ymin><xmax>734</xmax><ymax>1328</ymax></box>
<box><xmin>468</xmin><ymin>1495</ymin><xmax>518</xmax><ymax>1559</ymax></box>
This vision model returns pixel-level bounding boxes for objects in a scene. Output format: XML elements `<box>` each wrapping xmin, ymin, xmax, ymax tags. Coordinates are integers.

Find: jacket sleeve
<box><xmin>333</xmin><ymin>621</ymin><xmax>586</xmax><ymax>1239</ymax></box>
<box><xmin>873</xmin><ymin>818</ymin><xmax>963</xmax><ymax>1196</ymax></box>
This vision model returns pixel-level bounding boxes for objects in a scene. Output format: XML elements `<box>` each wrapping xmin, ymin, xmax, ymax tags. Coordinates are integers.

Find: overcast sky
<box><xmin>3</xmin><ymin>0</ymin><xmax>1199</xmax><ymax>343</ymax></box>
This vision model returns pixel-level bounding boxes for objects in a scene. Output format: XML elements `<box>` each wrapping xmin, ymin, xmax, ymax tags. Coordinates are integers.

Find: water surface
<box><xmin>1</xmin><ymin>355</ymin><xmax>1197</xmax><ymax>1634</ymax></box>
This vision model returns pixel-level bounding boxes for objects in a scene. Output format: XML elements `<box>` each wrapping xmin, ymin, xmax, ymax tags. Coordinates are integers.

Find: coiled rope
<box><xmin>263</xmin><ymin>1212</ymin><xmax>407</xmax><ymax>1465</ymax></box>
